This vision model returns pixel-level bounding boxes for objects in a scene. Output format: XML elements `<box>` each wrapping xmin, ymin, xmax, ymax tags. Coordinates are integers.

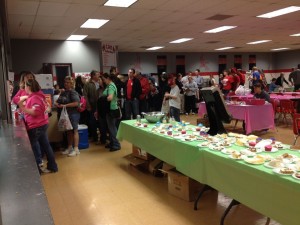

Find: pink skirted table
<box><xmin>198</xmin><ymin>102</ymin><xmax>275</xmax><ymax>134</ymax></box>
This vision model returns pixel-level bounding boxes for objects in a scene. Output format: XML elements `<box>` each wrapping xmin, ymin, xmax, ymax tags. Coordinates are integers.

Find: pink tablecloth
<box><xmin>270</xmin><ymin>94</ymin><xmax>300</xmax><ymax>100</ymax></box>
<box><xmin>198</xmin><ymin>102</ymin><xmax>275</xmax><ymax>134</ymax></box>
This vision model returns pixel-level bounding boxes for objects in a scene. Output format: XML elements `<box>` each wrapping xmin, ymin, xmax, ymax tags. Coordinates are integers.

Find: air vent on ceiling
<box><xmin>206</xmin><ymin>14</ymin><xmax>234</xmax><ymax>20</ymax></box>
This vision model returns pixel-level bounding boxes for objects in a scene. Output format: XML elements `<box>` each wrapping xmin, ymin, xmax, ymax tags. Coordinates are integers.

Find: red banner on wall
<box><xmin>176</xmin><ymin>55</ymin><xmax>185</xmax><ymax>65</ymax></box>
<box><xmin>157</xmin><ymin>56</ymin><xmax>167</xmax><ymax>66</ymax></box>
<box><xmin>249</xmin><ymin>55</ymin><xmax>256</xmax><ymax>64</ymax></box>
<box><xmin>234</xmin><ymin>55</ymin><xmax>242</xmax><ymax>64</ymax></box>
<box><xmin>218</xmin><ymin>55</ymin><xmax>227</xmax><ymax>64</ymax></box>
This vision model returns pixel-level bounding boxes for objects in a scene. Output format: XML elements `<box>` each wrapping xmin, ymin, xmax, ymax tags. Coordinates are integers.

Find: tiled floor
<box><xmin>41</xmin><ymin>115</ymin><xmax>292</xmax><ymax>225</ymax></box>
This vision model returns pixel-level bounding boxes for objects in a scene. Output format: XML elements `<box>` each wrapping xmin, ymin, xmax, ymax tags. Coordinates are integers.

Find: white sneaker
<box><xmin>68</xmin><ymin>150</ymin><xmax>77</xmax><ymax>157</ymax></box>
<box><xmin>40</xmin><ymin>167</ymin><xmax>51</xmax><ymax>174</ymax></box>
<box><xmin>76</xmin><ymin>150</ymin><xmax>80</xmax><ymax>155</ymax></box>
<box><xmin>61</xmin><ymin>148</ymin><xmax>72</xmax><ymax>155</ymax></box>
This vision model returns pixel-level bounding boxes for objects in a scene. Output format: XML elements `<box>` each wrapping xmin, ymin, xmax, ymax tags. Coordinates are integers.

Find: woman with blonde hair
<box><xmin>55</xmin><ymin>76</ymin><xmax>81</xmax><ymax>157</ymax></box>
<box><xmin>12</xmin><ymin>71</ymin><xmax>36</xmax><ymax>104</ymax></box>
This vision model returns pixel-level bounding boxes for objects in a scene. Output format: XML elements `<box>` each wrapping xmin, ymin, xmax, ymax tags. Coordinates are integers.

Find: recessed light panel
<box><xmin>66</xmin><ymin>35</ymin><xmax>87</xmax><ymax>41</ymax></box>
<box><xmin>247</xmin><ymin>40</ymin><xmax>271</xmax><ymax>44</ymax></box>
<box><xmin>146</xmin><ymin>46</ymin><xmax>164</xmax><ymax>50</ymax></box>
<box><xmin>215</xmin><ymin>47</ymin><xmax>234</xmax><ymax>50</ymax></box>
<box><xmin>290</xmin><ymin>33</ymin><xmax>300</xmax><ymax>37</ymax></box>
<box><xmin>104</xmin><ymin>0</ymin><xmax>137</xmax><ymax>7</ymax></box>
<box><xmin>204</xmin><ymin>26</ymin><xmax>237</xmax><ymax>33</ymax></box>
<box><xmin>81</xmin><ymin>19</ymin><xmax>109</xmax><ymax>29</ymax></box>
<box><xmin>271</xmin><ymin>48</ymin><xmax>290</xmax><ymax>51</ymax></box>
<box><xmin>257</xmin><ymin>6</ymin><xmax>300</xmax><ymax>18</ymax></box>
<box><xmin>170</xmin><ymin>38</ymin><xmax>193</xmax><ymax>43</ymax></box>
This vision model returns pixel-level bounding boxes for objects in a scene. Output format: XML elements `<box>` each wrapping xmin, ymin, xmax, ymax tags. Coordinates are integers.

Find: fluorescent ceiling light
<box><xmin>247</xmin><ymin>40</ymin><xmax>271</xmax><ymax>44</ymax></box>
<box><xmin>104</xmin><ymin>0</ymin><xmax>137</xmax><ymax>7</ymax></box>
<box><xmin>81</xmin><ymin>19</ymin><xmax>109</xmax><ymax>29</ymax></box>
<box><xmin>67</xmin><ymin>35</ymin><xmax>87</xmax><ymax>41</ymax></box>
<box><xmin>204</xmin><ymin>26</ymin><xmax>237</xmax><ymax>33</ymax></box>
<box><xmin>170</xmin><ymin>38</ymin><xmax>193</xmax><ymax>43</ymax></box>
<box><xmin>146</xmin><ymin>46</ymin><xmax>164</xmax><ymax>51</ymax></box>
<box><xmin>271</xmin><ymin>48</ymin><xmax>290</xmax><ymax>51</ymax></box>
<box><xmin>215</xmin><ymin>47</ymin><xmax>234</xmax><ymax>50</ymax></box>
<box><xmin>257</xmin><ymin>6</ymin><xmax>300</xmax><ymax>18</ymax></box>
<box><xmin>290</xmin><ymin>33</ymin><xmax>300</xmax><ymax>36</ymax></box>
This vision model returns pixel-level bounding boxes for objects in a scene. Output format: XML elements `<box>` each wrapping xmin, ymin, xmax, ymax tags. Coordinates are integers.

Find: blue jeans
<box><xmin>106</xmin><ymin>114</ymin><xmax>121</xmax><ymax>149</ymax></box>
<box><xmin>125</xmin><ymin>99</ymin><xmax>139</xmax><ymax>119</ymax></box>
<box><xmin>27</xmin><ymin>124</ymin><xmax>58</xmax><ymax>172</ymax></box>
<box><xmin>170</xmin><ymin>106</ymin><xmax>181</xmax><ymax>122</ymax></box>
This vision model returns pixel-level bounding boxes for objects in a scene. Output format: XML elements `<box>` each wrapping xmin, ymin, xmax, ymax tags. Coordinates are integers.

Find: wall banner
<box><xmin>102</xmin><ymin>43</ymin><xmax>118</xmax><ymax>73</ymax></box>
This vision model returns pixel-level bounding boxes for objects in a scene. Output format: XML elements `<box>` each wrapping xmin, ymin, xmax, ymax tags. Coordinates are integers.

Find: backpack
<box><xmin>78</xmin><ymin>95</ymin><xmax>87</xmax><ymax>112</ymax></box>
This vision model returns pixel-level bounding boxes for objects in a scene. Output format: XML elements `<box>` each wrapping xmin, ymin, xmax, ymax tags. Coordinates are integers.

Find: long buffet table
<box><xmin>117</xmin><ymin>120</ymin><xmax>300</xmax><ymax>225</ymax></box>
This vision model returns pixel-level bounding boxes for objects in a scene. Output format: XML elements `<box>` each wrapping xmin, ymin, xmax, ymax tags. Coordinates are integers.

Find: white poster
<box><xmin>102</xmin><ymin>43</ymin><xmax>118</xmax><ymax>73</ymax></box>
<box><xmin>35</xmin><ymin>74</ymin><xmax>53</xmax><ymax>89</ymax></box>
<box><xmin>8</xmin><ymin>72</ymin><xmax>14</xmax><ymax>81</ymax></box>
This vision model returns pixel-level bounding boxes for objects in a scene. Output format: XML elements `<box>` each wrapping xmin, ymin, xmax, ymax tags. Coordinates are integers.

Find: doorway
<box><xmin>56</xmin><ymin>66</ymin><xmax>71</xmax><ymax>89</ymax></box>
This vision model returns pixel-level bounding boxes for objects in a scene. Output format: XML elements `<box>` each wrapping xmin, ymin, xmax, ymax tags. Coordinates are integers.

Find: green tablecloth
<box><xmin>117</xmin><ymin>120</ymin><xmax>300</xmax><ymax>225</ymax></box>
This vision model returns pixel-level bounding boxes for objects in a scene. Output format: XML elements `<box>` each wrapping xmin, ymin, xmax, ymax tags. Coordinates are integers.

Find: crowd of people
<box><xmin>10</xmin><ymin>64</ymin><xmax>300</xmax><ymax>174</ymax></box>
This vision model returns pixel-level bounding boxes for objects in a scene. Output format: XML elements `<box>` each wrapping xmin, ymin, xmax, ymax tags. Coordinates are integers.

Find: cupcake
<box><xmin>249</xmin><ymin>141</ymin><xmax>256</xmax><ymax>147</ymax></box>
<box><xmin>265</xmin><ymin>145</ymin><xmax>272</xmax><ymax>152</ymax></box>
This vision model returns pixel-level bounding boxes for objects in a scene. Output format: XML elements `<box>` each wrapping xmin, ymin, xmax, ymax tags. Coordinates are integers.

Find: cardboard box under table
<box><xmin>167</xmin><ymin>169</ymin><xmax>203</xmax><ymax>202</ymax></box>
<box><xmin>132</xmin><ymin>145</ymin><xmax>154</xmax><ymax>160</ymax></box>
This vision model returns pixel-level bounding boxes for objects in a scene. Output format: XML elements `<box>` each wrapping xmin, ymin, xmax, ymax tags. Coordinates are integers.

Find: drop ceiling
<box><xmin>6</xmin><ymin>0</ymin><xmax>300</xmax><ymax>52</ymax></box>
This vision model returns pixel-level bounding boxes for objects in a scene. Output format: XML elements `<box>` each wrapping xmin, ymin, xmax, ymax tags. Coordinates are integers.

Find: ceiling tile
<box><xmin>64</xmin><ymin>3</ymin><xmax>99</xmax><ymax>18</ymax></box>
<box><xmin>7</xmin><ymin>0</ymin><xmax>39</xmax><ymax>15</ymax></box>
<box><xmin>37</xmin><ymin>2</ymin><xmax>71</xmax><ymax>16</ymax></box>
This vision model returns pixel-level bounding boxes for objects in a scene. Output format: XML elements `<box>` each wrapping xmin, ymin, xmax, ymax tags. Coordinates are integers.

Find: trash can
<box><xmin>78</xmin><ymin>124</ymin><xmax>89</xmax><ymax>149</ymax></box>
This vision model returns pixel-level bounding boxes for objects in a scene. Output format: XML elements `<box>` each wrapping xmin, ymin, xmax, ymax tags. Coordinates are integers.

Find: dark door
<box><xmin>56</xmin><ymin>66</ymin><xmax>70</xmax><ymax>89</ymax></box>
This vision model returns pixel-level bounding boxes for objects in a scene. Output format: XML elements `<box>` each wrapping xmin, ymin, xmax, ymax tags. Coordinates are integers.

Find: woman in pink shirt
<box><xmin>18</xmin><ymin>79</ymin><xmax>58</xmax><ymax>174</ymax></box>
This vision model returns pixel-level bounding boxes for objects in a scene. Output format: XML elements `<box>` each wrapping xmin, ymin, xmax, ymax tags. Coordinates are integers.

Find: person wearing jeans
<box><xmin>124</xmin><ymin>68</ymin><xmax>142</xmax><ymax>119</ymax></box>
<box><xmin>18</xmin><ymin>79</ymin><xmax>58</xmax><ymax>173</ymax></box>
<box><xmin>165</xmin><ymin>77</ymin><xmax>181</xmax><ymax>122</ymax></box>
<box><xmin>102</xmin><ymin>73</ymin><xmax>121</xmax><ymax>151</ymax></box>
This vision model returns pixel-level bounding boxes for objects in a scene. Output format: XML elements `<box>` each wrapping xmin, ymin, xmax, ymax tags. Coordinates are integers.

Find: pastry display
<box><xmin>294</xmin><ymin>172</ymin><xmax>300</xmax><ymax>179</ymax></box>
<box><xmin>279</xmin><ymin>167</ymin><xmax>294</xmax><ymax>175</ymax></box>
<box><xmin>266</xmin><ymin>160</ymin><xmax>283</xmax><ymax>168</ymax></box>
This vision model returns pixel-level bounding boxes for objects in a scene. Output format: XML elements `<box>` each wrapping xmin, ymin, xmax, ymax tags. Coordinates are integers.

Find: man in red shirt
<box><xmin>221</xmin><ymin>70</ymin><xmax>234</xmax><ymax>96</ymax></box>
<box><xmin>124</xmin><ymin>68</ymin><xmax>142</xmax><ymax>119</ymax></box>
<box><xmin>135</xmin><ymin>71</ymin><xmax>150</xmax><ymax>113</ymax></box>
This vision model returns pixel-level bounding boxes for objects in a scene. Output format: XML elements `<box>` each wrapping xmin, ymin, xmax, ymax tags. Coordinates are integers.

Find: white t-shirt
<box><xmin>169</xmin><ymin>85</ymin><xmax>181</xmax><ymax>109</ymax></box>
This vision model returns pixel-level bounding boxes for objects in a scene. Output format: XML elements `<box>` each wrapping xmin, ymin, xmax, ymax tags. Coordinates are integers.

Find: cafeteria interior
<box><xmin>41</xmin><ymin>114</ymin><xmax>291</xmax><ymax>225</ymax></box>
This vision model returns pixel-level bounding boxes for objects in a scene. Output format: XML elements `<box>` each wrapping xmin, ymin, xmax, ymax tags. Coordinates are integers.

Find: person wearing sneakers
<box><xmin>55</xmin><ymin>76</ymin><xmax>81</xmax><ymax>157</ymax></box>
<box><xmin>18</xmin><ymin>79</ymin><xmax>58</xmax><ymax>174</ymax></box>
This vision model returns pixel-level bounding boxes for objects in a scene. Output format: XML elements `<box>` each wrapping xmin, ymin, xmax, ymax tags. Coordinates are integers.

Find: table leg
<box><xmin>220</xmin><ymin>199</ymin><xmax>240</xmax><ymax>225</ymax></box>
<box><xmin>194</xmin><ymin>185</ymin><xmax>215</xmax><ymax>210</ymax></box>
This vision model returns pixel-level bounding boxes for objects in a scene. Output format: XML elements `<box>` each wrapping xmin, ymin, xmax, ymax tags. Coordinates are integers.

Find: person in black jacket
<box><xmin>124</xmin><ymin>68</ymin><xmax>142</xmax><ymax>119</ymax></box>
<box><xmin>275</xmin><ymin>73</ymin><xmax>290</xmax><ymax>87</ymax></box>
